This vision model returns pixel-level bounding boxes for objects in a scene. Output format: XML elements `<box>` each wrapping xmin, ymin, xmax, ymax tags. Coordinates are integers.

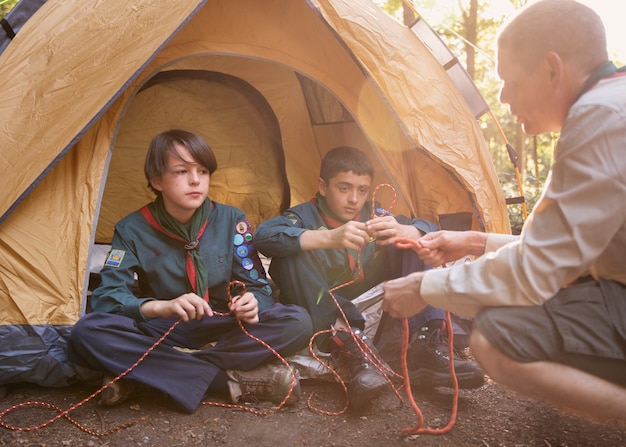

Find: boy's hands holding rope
<box><xmin>140</xmin><ymin>293</ymin><xmax>213</xmax><ymax>322</ymax></box>
<box><xmin>300</xmin><ymin>218</ymin><xmax>426</xmax><ymax>252</ymax></box>
<box><xmin>366</xmin><ymin>216</ymin><xmax>422</xmax><ymax>246</ymax></box>
<box><xmin>300</xmin><ymin>221</ymin><xmax>370</xmax><ymax>251</ymax></box>
<box><xmin>138</xmin><ymin>290</ymin><xmax>259</xmax><ymax>324</ymax></box>
<box><xmin>228</xmin><ymin>291</ymin><xmax>259</xmax><ymax>324</ymax></box>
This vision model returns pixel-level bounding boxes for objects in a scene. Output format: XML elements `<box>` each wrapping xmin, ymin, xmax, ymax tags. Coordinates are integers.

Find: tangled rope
<box><xmin>1</xmin><ymin>183</ymin><xmax>459</xmax><ymax>436</ymax></box>
<box><xmin>306</xmin><ymin>183</ymin><xmax>459</xmax><ymax>434</ymax></box>
<box><xmin>0</xmin><ymin>281</ymin><xmax>296</xmax><ymax>435</ymax></box>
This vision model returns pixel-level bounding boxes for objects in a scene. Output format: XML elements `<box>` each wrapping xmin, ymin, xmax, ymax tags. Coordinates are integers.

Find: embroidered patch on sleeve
<box><xmin>104</xmin><ymin>249</ymin><xmax>126</xmax><ymax>268</ymax></box>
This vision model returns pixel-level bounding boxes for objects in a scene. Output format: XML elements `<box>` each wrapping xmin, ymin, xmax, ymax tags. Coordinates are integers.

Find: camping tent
<box><xmin>0</xmin><ymin>0</ymin><xmax>510</xmax><ymax>386</ymax></box>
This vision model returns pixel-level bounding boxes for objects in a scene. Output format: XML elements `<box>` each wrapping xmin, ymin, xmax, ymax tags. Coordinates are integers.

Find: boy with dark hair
<box><xmin>69</xmin><ymin>129</ymin><xmax>313</xmax><ymax>413</ymax></box>
<box><xmin>255</xmin><ymin>146</ymin><xmax>484</xmax><ymax>411</ymax></box>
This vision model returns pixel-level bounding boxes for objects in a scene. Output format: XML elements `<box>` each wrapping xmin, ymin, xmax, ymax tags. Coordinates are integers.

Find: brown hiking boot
<box><xmin>227</xmin><ymin>362</ymin><xmax>301</xmax><ymax>406</ymax></box>
<box><xmin>100</xmin><ymin>373</ymin><xmax>136</xmax><ymax>406</ymax></box>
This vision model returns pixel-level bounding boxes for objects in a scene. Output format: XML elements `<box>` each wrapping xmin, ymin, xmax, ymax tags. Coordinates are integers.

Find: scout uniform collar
<box><xmin>575</xmin><ymin>61</ymin><xmax>626</xmax><ymax>103</ymax></box>
<box><xmin>141</xmin><ymin>196</ymin><xmax>213</xmax><ymax>300</ymax></box>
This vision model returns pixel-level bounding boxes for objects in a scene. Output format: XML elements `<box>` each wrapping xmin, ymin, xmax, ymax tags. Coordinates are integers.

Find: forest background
<box><xmin>2</xmin><ymin>0</ymin><xmax>624</xmax><ymax>233</ymax></box>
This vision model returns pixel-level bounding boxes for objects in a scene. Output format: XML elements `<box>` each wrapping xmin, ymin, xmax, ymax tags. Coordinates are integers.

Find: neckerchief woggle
<box><xmin>140</xmin><ymin>196</ymin><xmax>212</xmax><ymax>301</ymax></box>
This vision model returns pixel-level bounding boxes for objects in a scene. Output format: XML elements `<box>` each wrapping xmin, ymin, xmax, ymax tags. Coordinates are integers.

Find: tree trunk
<box><xmin>464</xmin><ymin>0</ymin><xmax>478</xmax><ymax>79</ymax></box>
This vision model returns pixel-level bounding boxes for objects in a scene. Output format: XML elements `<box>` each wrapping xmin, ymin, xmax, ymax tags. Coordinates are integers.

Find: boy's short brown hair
<box><xmin>144</xmin><ymin>129</ymin><xmax>218</xmax><ymax>194</ymax></box>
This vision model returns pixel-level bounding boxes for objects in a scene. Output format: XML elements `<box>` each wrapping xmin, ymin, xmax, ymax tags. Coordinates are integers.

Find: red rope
<box><xmin>0</xmin><ymin>281</ymin><xmax>296</xmax><ymax>434</ymax></box>
<box><xmin>307</xmin><ymin>184</ymin><xmax>459</xmax><ymax>435</ymax></box>
<box><xmin>305</xmin><ymin>250</ymin><xmax>404</xmax><ymax>415</ymax></box>
<box><xmin>393</xmin><ymin>237</ymin><xmax>459</xmax><ymax>435</ymax></box>
<box><xmin>1</xmin><ymin>183</ymin><xmax>458</xmax><ymax>435</ymax></box>
<box><xmin>200</xmin><ymin>281</ymin><xmax>298</xmax><ymax>415</ymax></box>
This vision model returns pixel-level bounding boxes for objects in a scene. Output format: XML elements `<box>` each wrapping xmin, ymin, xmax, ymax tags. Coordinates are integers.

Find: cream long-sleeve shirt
<box><xmin>421</xmin><ymin>75</ymin><xmax>626</xmax><ymax>317</ymax></box>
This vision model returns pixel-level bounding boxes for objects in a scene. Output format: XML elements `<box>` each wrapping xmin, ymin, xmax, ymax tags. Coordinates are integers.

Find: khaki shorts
<box><xmin>475</xmin><ymin>279</ymin><xmax>626</xmax><ymax>387</ymax></box>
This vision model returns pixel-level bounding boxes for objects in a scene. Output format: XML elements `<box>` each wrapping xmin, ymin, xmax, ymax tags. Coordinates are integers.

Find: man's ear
<box><xmin>544</xmin><ymin>51</ymin><xmax>563</xmax><ymax>84</ymax></box>
<box><xmin>318</xmin><ymin>177</ymin><xmax>327</xmax><ymax>197</ymax></box>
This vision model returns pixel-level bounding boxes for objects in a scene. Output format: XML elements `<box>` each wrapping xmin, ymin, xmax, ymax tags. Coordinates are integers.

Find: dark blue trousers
<box><xmin>68</xmin><ymin>303</ymin><xmax>312</xmax><ymax>413</ymax></box>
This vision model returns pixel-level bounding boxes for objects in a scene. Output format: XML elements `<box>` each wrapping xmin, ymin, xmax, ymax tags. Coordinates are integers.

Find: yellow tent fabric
<box><xmin>0</xmin><ymin>0</ymin><xmax>509</xmax><ymax>334</ymax></box>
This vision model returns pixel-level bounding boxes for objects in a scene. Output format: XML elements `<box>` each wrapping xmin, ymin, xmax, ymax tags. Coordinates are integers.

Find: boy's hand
<box><xmin>366</xmin><ymin>216</ymin><xmax>421</xmax><ymax>246</ymax></box>
<box><xmin>330</xmin><ymin>221</ymin><xmax>370</xmax><ymax>249</ymax></box>
<box><xmin>301</xmin><ymin>221</ymin><xmax>369</xmax><ymax>251</ymax></box>
<box><xmin>229</xmin><ymin>291</ymin><xmax>259</xmax><ymax>324</ymax></box>
<box><xmin>140</xmin><ymin>293</ymin><xmax>213</xmax><ymax>322</ymax></box>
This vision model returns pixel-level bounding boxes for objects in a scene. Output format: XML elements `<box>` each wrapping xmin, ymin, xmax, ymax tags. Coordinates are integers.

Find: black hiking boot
<box><xmin>330</xmin><ymin>328</ymin><xmax>389</xmax><ymax>411</ymax></box>
<box><xmin>100</xmin><ymin>373</ymin><xmax>137</xmax><ymax>407</ymax></box>
<box><xmin>407</xmin><ymin>320</ymin><xmax>485</xmax><ymax>389</ymax></box>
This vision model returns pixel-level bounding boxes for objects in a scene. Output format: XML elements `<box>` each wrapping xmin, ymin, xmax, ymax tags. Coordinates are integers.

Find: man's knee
<box><xmin>469</xmin><ymin>328</ymin><xmax>492</xmax><ymax>364</ymax></box>
<box><xmin>470</xmin><ymin>327</ymin><xmax>525</xmax><ymax>381</ymax></box>
<box><xmin>470</xmin><ymin>328</ymin><xmax>506</xmax><ymax>375</ymax></box>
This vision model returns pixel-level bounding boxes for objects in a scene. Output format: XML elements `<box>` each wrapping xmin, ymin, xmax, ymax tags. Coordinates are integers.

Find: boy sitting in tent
<box><xmin>254</xmin><ymin>146</ymin><xmax>484</xmax><ymax>412</ymax></box>
<box><xmin>69</xmin><ymin>129</ymin><xmax>312</xmax><ymax>413</ymax></box>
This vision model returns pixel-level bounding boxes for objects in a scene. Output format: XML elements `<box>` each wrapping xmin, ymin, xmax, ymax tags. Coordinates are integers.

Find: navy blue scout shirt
<box><xmin>91</xmin><ymin>201</ymin><xmax>273</xmax><ymax>322</ymax></box>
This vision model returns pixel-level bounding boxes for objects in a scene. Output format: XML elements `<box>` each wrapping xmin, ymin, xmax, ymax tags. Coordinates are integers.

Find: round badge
<box><xmin>249</xmin><ymin>269</ymin><xmax>259</xmax><ymax>280</ymax></box>
<box><xmin>241</xmin><ymin>258</ymin><xmax>254</xmax><ymax>270</ymax></box>
<box><xmin>236</xmin><ymin>245</ymin><xmax>249</xmax><ymax>258</ymax></box>
<box><xmin>244</xmin><ymin>232</ymin><xmax>253</xmax><ymax>242</ymax></box>
<box><xmin>233</xmin><ymin>234</ymin><xmax>244</xmax><ymax>246</ymax></box>
<box><xmin>236</xmin><ymin>221</ymin><xmax>248</xmax><ymax>234</ymax></box>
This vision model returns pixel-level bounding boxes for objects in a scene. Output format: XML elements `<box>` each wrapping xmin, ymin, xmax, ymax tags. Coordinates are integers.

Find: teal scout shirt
<box><xmin>91</xmin><ymin>201</ymin><xmax>273</xmax><ymax>321</ymax></box>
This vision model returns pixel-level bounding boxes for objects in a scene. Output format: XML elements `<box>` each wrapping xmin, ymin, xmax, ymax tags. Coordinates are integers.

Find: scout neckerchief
<box><xmin>574</xmin><ymin>61</ymin><xmax>626</xmax><ymax>103</ymax></box>
<box><xmin>140</xmin><ymin>196</ymin><xmax>212</xmax><ymax>301</ymax></box>
<box><xmin>312</xmin><ymin>193</ymin><xmax>368</xmax><ymax>281</ymax></box>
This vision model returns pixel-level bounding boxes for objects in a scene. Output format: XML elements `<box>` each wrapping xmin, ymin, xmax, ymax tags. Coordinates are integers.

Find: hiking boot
<box><xmin>227</xmin><ymin>362</ymin><xmax>301</xmax><ymax>406</ymax></box>
<box><xmin>407</xmin><ymin>322</ymin><xmax>485</xmax><ymax>389</ymax></box>
<box><xmin>100</xmin><ymin>373</ymin><xmax>136</xmax><ymax>406</ymax></box>
<box><xmin>330</xmin><ymin>328</ymin><xmax>389</xmax><ymax>411</ymax></box>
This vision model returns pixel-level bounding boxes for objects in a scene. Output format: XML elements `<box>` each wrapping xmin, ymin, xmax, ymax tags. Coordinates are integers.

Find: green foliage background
<box><xmin>0</xmin><ymin>0</ymin><xmax>18</xmax><ymax>18</ymax></box>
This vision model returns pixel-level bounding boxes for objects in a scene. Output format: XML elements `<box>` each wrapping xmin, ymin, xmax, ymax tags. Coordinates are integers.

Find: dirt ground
<box><xmin>1</xmin><ymin>375</ymin><xmax>625</xmax><ymax>447</ymax></box>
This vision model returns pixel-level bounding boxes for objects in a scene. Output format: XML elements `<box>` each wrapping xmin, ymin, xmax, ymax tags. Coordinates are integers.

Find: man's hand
<box><xmin>140</xmin><ymin>293</ymin><xmax>213</xmax><ymax>322</ymax></box>
<box><xmin>229</xmin><ymin>291</ymin><xmax>259</xmax><ymax>324</ymax></box>
<box><xmin>416</xmin><ymin>230</ymin><xmax>487</xmax><ymax>267</ymax></box>
<box><xmin>382</xmin><ymin>272</ymin><xmax>428</xmax><ymax>318</ymax></box>
<box><xmin>366</xmin><ymin>216</ymin><xmax>421</xmax><ymax>246</ymax></box>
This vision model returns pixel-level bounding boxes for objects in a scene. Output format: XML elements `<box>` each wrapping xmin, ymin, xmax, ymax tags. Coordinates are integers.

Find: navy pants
<box><xmin>68</xmin><ymin>303</ymin><xmax>312</xmax><ymax>413</ymax></box>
